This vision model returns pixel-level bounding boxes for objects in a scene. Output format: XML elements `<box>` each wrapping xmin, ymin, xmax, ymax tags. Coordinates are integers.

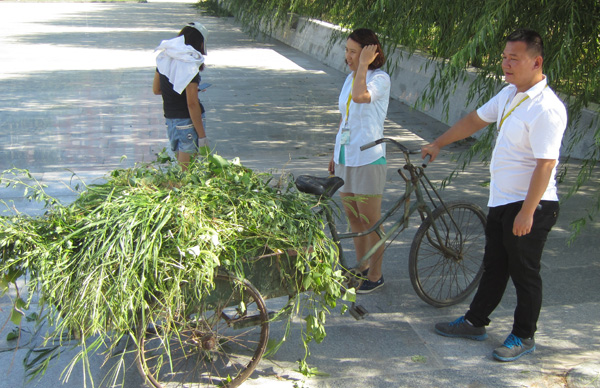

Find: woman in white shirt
<box><xmin>328</xmin><ymin>28</ymin><xmax>391</xmax><ymax>293</ymax></box>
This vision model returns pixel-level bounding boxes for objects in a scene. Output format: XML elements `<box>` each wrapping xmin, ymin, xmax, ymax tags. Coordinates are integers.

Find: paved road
<box><xmin>0</xmin><ymin>2</ymin><xmax>599</xmax><ymax>387</ymax></box>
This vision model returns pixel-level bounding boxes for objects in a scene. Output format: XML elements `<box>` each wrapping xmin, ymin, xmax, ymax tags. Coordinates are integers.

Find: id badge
<box><xmin>340</xmin><ymin>125</ymin><xmax>350</xmax><ymax>145</ymax></box>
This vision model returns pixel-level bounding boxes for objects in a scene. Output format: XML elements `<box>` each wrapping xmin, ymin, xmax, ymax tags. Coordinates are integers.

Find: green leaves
<box><xmin>10</xmin><ymin>307</ymin><xmax>24</xmax><ymax>325</ymax></box>
<box><xmin>207</xmin><ymin>153</ymin><xmax>230</xmax><ymax>173</ymax></box>
<box><xmin>304</xmin><ymin>311</ymin><xmax>327</xmax><ymax>344</ymax></box>
<box><xmin>6</xmin><ymin>328</ymin><xmax>19</xmax><ymax>341</ymax></box>
<box><xmin>411</xmin><ymin>355</ymin><xmax>427</xmax><ymax>363</ymax></box>
<box><xmin>224</xmin><ymin>0</ymin><xmax>600</xmax><ymax>239</ymax></box>
<box><xmin>0</xmin><ymin>153</ymin><xmax>345</xmax><ymax>384</ymax></box>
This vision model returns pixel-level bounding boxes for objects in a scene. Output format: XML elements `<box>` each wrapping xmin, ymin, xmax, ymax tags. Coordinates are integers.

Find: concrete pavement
<box><xmin>1</xmin><ymin>2</ymin><xmax>599</xmax><ymax>387</ymax></box>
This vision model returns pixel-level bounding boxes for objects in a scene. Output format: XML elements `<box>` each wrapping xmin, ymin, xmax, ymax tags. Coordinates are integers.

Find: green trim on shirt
<box><xmin>340</xmin><ymin>145</ymin><xmax>386</xmax><ymax>165</ymax></box>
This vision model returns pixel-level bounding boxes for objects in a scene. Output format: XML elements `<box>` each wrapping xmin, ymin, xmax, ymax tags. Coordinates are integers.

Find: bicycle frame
<box><xmin>324</xmin><ymin>138</ymin><xmax>465</xmax><ymax>271</ymax></box>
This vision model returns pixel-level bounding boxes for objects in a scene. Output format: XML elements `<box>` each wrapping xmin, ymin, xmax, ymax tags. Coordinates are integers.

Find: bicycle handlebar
<box><xmin>360</xmin><ymin>138</ymin><xmax>431</xmax><ymax>168</ymax></box>
<box><xmin>359</xmin><ymin>139</ymin><xmax>383</xmax><ymax>151</ymax></box>
<box><xmin>421</xmin><ymin>154</ymin><xmax>431</xmax><ymax>168</ymax></box>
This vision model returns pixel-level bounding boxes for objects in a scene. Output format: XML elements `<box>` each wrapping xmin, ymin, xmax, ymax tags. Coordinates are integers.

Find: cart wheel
<box><xmin>409</xmin><ymin>201</ymin><xmax>486</xmax><ymax>307</ymax></box>
<box><xmin>136</xmin><ymin>273</ymin><xmax>270</xmax><ymax>388</ymax></box>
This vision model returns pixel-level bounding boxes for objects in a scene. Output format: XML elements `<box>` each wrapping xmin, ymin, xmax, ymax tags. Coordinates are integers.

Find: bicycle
<box><xmin>135</xmin><ymin>138</ymin><xmax>487</xmax><ymax>387</ymax></box>
<box><xmin>295</xmin><ymin>137</ymin><xmax>487</xmax><ymax>311</ymax></box>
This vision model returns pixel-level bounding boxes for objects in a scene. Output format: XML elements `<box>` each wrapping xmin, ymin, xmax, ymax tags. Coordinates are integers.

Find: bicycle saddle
<box><xmin>295</xmin><ymin>175</ymin><xmax>344</xmax><ymax>198</ymax></box>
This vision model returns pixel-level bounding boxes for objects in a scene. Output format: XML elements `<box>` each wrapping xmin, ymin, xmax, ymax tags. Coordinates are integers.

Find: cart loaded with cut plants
<box><xmin>0</xmin><ymin>153</ymin><xmax>348</xmax><ymax>388</ymax></box>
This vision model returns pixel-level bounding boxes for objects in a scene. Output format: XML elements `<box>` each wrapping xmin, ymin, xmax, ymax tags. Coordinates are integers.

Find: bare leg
<box><xmin>177</xmin><ymin>151</ymin><xmax>193</xmax><ymax>171</ymax></box>
<box><xmin>341</xmin><ymin>192</ymin><xmax>384</xmax><ymax>282</ymax></box>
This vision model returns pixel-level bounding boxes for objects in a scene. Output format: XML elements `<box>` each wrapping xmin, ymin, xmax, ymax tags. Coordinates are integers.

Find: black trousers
<box><xmin>465</xmin><ymin>200</ymin><xmax>559</xmax><ymax>339</ymax></box>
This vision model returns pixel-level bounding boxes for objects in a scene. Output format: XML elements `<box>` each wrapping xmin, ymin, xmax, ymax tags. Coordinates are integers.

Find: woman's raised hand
<box><xmin>359</xmin><ymin>45</ymin><xmax>379</xmax><ymax>67</ymax></box>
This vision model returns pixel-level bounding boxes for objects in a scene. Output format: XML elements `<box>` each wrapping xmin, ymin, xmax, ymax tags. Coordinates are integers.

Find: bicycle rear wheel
<box><xmin>136</xmin><ymin>273</ymin><xmax>269</xmax><ymax>388</ymax></box>
<box><xmin>409</xmin><ymin>201</ymin><xmax>486</xmax><ymax>307</ymax></box>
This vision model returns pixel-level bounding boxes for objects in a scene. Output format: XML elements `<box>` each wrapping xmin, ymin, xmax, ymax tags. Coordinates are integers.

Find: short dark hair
<box><xmin>506</xmin><ymin>29</ymin><xmax>544</xmax><ymax>58</ymax></box>
<box><xmin>179</xmin><ymin>25</ymin><xmax>206</xmax><ymax>71</ymax></box>
<box><xmin>347</xmin><ymin>28</ymin><xmax>385</xmax><ymax>70</ymax></box>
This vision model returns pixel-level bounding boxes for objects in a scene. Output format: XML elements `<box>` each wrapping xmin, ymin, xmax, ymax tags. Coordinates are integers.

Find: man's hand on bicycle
<box><xmin>421</xmin><ymin>143</ymin><xmax>441</xmax><ymax>162</ymax></box>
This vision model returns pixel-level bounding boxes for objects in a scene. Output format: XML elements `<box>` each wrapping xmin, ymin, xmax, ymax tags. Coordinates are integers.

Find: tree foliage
<box><xmin>215</xmin><ymin>0</ymin><xmax>600</xmax><ymax>234</ymax></box>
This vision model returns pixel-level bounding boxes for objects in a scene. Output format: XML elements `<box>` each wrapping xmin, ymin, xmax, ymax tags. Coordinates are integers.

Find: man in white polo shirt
<box><xmin>422</xmin><ymin>29</ymin><xmax>567</xmax><ymax>362</ymax></box>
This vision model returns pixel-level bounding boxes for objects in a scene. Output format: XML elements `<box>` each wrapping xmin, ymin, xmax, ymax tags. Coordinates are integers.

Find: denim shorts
<box><xmin>166</xmin><ymin>116</ymin><xmax>206</xmax><ymax>153</ymax></box>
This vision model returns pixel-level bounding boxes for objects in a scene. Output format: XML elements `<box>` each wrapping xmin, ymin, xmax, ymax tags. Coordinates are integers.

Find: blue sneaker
<box><xmin>493</xmin><ymin>333</ymin><xmax>535</xmax><ymax>362</ymax></box>
<box><xmin>356</xmin><ymin>276</ymin><xmax>384</xmax><ymax>294</ymax></box>
<box><xmin>435</xmin><ymin>316</ymin><xmax>488</xmax><ymax>341</ymax></box>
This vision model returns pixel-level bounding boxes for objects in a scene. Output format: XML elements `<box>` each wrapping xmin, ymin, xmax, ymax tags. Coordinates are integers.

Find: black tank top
<box><xmin>158</xmin><ymin>70</ymin><xmax>203</xmax><ymax>118</ymax></box>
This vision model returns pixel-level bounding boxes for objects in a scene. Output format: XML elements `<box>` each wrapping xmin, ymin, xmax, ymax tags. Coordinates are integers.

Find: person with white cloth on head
<box><xmin>153</xmin><ymin>22</ymin><xmax>209</xmax><ymax>169</ymax></box>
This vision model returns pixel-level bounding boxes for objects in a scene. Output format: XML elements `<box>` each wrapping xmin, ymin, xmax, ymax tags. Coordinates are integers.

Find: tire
<box><xmin>409</xmin><ymin>201</ymin><xmax>486</xmax><ymax>307</ymax></box>
<box><xmin>136</xmin><ymin>273</ymin><xmax>270</xmax><ymax>388</ymax></box>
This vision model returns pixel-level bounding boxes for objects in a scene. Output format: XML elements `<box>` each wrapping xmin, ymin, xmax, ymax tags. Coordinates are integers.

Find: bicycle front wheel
<box><xmin>409</xmin><ymin>201</ymin><xmax>486</xmax><ymax>307</ymax></box>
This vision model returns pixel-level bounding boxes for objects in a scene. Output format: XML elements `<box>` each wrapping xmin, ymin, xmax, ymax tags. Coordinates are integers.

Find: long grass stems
<box><xmin>1</xmin><ymin>152</ymin><xmax>345</xmax><ymax>385</ymax></box>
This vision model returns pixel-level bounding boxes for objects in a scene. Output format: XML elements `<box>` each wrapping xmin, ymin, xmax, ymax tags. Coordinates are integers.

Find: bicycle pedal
<box><xmin>349</xmin><ymin>304</ymin><xmax>369</xmax><ymax>320</ymax></box>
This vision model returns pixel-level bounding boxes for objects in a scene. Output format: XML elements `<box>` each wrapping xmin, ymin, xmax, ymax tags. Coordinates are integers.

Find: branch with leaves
<box><xmin>1</xmin><ymin>151</ymin><xmax>348</xmax><ymax>385</ymax></box>
<box><xmin>211</xmin><ymin>0</ymin><xmax>600</xmax><ymax>237</ymax></box>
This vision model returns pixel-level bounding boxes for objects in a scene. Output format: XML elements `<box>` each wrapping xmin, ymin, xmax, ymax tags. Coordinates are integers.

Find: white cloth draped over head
<box><xmin>155</xmin><ymin>35</ymin><xmax>205</xmax><ymax>94</ymax></box>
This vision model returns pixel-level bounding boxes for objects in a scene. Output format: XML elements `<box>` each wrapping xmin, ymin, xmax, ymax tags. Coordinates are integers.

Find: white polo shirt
<box><xmin>334</xmin><ymin>69</ymin><xmax>391</xmax><ymax>166</ymax></box>
<box><xmin>477</xmin><ymin>77</ymin><xmax>567</xmax><ymax>207</ymax></box>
